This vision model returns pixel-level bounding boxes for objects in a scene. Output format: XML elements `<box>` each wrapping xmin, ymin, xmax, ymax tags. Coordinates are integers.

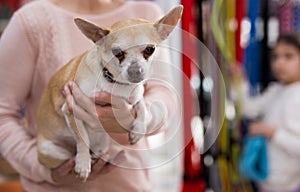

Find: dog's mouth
<box><xmin>128</xmin><ymin>77</ymin><xmax>145</xmax><ymax>84</ymax></box>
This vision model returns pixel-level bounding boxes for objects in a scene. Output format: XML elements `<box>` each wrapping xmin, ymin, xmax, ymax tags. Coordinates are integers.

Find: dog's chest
<box><xmin>78</xmin><ymin>75</ymin><xmax>145</xmax><ymax>105</ymax></box>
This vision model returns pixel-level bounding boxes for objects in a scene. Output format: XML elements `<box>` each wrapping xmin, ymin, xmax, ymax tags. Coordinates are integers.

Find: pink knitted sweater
<box><xmin>0</xmin><ymin>0</ymin><xmax>177</xmax><ymax>191</ymax></box>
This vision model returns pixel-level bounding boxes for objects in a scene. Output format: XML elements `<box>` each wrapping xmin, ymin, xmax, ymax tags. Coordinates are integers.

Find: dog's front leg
<box><xmin>62</xmin><ymin>103</ymin><xmax>91</xmax><ymax>181</ymax></box>
<box><xmin>129</xmin><ymin>100</ymin><xmax>148</xmax><ymax>144</ymax></box>
<box><xmin>74</xmin><ymin>125</ymin><xmax>91</xmax><ymax>182</ymax></box>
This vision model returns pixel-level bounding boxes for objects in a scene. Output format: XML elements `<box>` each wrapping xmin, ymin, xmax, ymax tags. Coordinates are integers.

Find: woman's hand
<box><xmin>51</xmin><ymin>157</ymin><xmax>76</xmax><ymax>185</ymax></box>
<box><xmin>63</xmin><ymin>81</ymin><xmax>135</xmax><ymax>133</ymax></box>
<box><xmin>51</xmin><ymin>151</ymin><xmax>125</xmax><ymax>184</ymax></box>
<box><xmin>248</xmin><ymin>121</ymin><xmax>276</xmax><ymax>139</ymax></box>
<box><xmin>93</xmin><ymin>91</ymin><xmax>136</xmax><ymax>133</ymax></box>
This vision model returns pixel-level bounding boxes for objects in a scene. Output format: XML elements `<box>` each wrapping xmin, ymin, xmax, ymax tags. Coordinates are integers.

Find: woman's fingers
<box><xmin>57</xmin><ymin>157</ymin><xmax>75</xmax><ymax>175</ymax></box>
<box><xmin>93</xmin><ymin>92</ymin><xmax>111</xmax><ymax>105</ymax></box>
<box><xmin>51</xmin><ymin>157</ymin><xmax>76</xmax><ymax>183</ymax></box>
<box><xmin>63</xmin><ymin>81</ymin><xmax>103</xmax><ymax>129</ymax></box>
<box><xmin>68</xmin><ymin>81</ymin><xmax>96</xmax><ymax>113</ymax></box>
<box><xmin>94</xmin><ymin>92</ymin><xmax>129</xmax><ymax>109</ymax></box>
<box><xmin>94</xmin><ymin>92</ymin><xmax>135</xmax><ymax>119</ymax></box>
<box><xmin>91</xmin><ymin>154</ymin><xmax>110</xmax><ymax>173</ymax></box>
<box><xmin>94</xmin><ymin>92</ymin><xmax>136</xmax><ymax>131</ymax></box>
<box><xmin>63</xmin><ymin>84</ymin><xmax>75</xmax><ymax>113</ymax></box>
<box><xmin>62</xmin><ymin>81</ymin><xmax>136</xmax><ymax>132</ymax></box>
<box><xmin>91</xmin><ymin>151</ymin><xmax>126</xmax><ymax>175</ymax></box>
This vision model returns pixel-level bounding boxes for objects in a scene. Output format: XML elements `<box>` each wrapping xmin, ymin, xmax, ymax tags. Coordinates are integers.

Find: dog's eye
<box><xmin>112</xmin><ymin>48</ymin><xmax>125</xmax><ymax>62</ymax></box>
<box><xmin>143</xmin><ymin>46</ymin><xmax>155</xmax><ymax>59</ymax></box>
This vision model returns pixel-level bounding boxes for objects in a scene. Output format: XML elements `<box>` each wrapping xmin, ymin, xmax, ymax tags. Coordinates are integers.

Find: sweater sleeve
<box><xmin>272</xmin><ymin>93</ymin><xmax>300</xmax><ymax>158</ymax></box>
<box><xmin>240</xmin><ymin>81</ymin><xmax>280</xmax><ymax>119</ymax></box>
<box><xmin>0</xmin><ymin>11</ymin><xmax>54</xmax><ymax>184</ymax></box>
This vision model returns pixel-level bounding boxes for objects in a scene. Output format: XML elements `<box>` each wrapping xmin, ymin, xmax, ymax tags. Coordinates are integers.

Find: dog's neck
<box><xmin>99</xmin><ymin>61</ymin><xmax>130</xmax><ymax>85</ymax></box>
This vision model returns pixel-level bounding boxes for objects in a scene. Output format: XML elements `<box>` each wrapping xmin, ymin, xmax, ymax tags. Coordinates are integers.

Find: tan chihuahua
<box><xmin>37</xmin><ymin>5</ymin><xmax>183</xmax><ymax>181</ymax></box>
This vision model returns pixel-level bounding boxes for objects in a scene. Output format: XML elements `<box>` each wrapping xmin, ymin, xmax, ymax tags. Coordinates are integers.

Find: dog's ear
<box><xmin>74</xmin><ymin>18</ymin><xmax>110</xmax><ymax>43</ymax></box>
<box><xmin>154</xmin><ymin>5</ymin><xmax>183</xmax><ymax>41</ymax></box>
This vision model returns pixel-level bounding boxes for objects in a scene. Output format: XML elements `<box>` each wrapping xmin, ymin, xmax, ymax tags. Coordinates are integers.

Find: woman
<box><xmin>0</xmin><ymin>0</ymin><xmax>178</xmax><ymax>191</ymax></box>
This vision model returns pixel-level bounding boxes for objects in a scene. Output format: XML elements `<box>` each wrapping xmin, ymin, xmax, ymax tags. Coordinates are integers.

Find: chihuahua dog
<box><xmin>37</xmin><ymin>5</ymin><xmax>183</xmax><ymax>181</ymax></box>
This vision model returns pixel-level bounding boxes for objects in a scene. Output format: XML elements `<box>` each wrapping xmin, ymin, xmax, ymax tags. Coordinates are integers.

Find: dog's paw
<box><xmin>129</xmin><ymin>120</ymin><xmax>146</xmax><ymax>145</ymax></box>
<box><xmin>75</xmin><ymin>154</ymin><xmax>91</xmax><ymax>182</ymax></box>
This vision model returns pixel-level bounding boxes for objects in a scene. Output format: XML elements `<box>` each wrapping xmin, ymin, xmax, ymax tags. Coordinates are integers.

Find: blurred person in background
<box><xmin>233</xmin><ymin>32</ymin><xmax>300</xmax><ymax>192</ymax></box>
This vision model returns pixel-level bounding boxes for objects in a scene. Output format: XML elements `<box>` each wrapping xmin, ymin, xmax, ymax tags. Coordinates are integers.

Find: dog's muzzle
<box><xmin>127</xmin><ymin>66</ymin><xmax>145</xmax><ymax>83</ymax></box>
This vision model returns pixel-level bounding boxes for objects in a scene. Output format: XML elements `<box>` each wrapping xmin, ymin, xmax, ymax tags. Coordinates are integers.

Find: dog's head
<box><xmin>75</xmin><ymin>5</ymin><xmax>183</xmax><ymax>84</ymax></box>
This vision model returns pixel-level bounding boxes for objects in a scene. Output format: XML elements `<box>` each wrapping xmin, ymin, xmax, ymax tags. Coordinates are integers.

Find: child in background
<box><xmin>235</xmin><ymin>33</ymin><xmax>300</xmax><ymax>192</ymax></box>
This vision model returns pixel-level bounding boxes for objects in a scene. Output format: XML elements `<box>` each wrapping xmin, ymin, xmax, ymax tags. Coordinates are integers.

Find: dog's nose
<box><xmin>128</xmin><ymin>66</ymin><xmax>144</xmax><ymax>77</ymax></box>
<box><xmin>127</xmin><ymin>66</ymin><xmax>145</xmax><ymax>83</ymax></box>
